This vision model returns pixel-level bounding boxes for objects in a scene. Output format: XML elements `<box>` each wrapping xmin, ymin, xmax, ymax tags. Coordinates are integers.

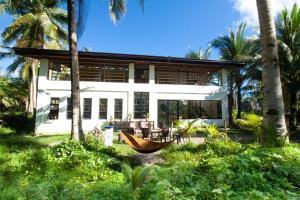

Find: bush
<box><xmin>0</xmin><ymin>112</ymin><xmax>34</xmax><ymax>134</ymax></box>
<box><xmin>0</xmin><ymin>127</ymin><xmax>14</xmax><ymax>135</ymax></box>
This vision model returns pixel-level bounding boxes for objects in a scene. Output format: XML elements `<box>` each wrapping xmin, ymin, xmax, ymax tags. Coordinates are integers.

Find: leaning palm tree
<box><xmin>67</xmin><ymin>0</ymin><xmax>144</xmax><ymax>140</ymax></box>
<box><xmin>1</xmin><ymin>0</ymin><xmax>68</xmax><ymax>114</ymax></box>
<box><xmin>211</xmin><ymin>23</ymin><xmax>259</xmax><ymax>123</ymax></box>
<box><xmin>256</xmin><ymin>0</ymin><xmax>288</xmax><ymax>137</ymax></box>
<box><xmin>276</xmin><ymin>3</ymin><xmax>300</xmax><ymax>130</ymax></box>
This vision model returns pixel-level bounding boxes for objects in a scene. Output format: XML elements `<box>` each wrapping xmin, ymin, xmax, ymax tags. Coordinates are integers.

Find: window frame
<box><xmin>83</xmin><ymin>98</ymin><xmax>92</xmax><ymax>120</ymax></box>
<box><xmin>134</xmin><ymin>92</ymin><xmax>149</xmax><ymax>119</ymax></box>
<box><xmin>48</xmin><ymin>97</ymin><xmax>60</xmax><ymax>120</ymax></box>
<box><xmin>99</xmin><ymin>98</ymin><xmax>108</xmax><ymax>120</ymax></box>
<box><xmin>114</xmin><ymin>99</ymin><xmax>123</xmax><ymax>120</ymax></box>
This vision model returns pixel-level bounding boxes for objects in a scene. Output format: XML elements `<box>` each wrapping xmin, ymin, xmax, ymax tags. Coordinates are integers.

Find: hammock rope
<box><xmin>120</xmin><ymin>131</ymin><xmax>175</xmax><ymax>154</ymax></box>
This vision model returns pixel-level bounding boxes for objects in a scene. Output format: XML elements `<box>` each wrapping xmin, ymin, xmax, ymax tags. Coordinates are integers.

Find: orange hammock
<box><xmin>120</xmin><ymin>132</ymin><xmax>175</xmax><ymax>154</ymax></box>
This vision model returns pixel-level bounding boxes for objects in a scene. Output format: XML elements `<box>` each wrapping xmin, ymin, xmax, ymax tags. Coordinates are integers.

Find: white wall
<box><xmin>35</xmin><ymin>60</ymin><xmax>229</xmax><ymax>134</ymax></box>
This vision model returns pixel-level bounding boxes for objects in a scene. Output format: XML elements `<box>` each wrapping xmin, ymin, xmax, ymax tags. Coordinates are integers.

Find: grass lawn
<box><xmin>0</xmin><ymin>132</ymin><xmax>300</xmax><ymax>199</ymax></box>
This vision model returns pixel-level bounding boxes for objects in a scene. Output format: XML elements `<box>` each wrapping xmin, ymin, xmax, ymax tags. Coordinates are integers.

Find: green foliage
<box><xmin>261</xmin><ymin>124</ymin><xmax>288</xmax><ymax>147</ymax></box>
<box><xmin>175</xmin><ymin>119</ymin><xmax>200</xmax><ymax>139</ymax></box>
<box><xmin>0</xmin><ymin>112</ymin><xmax>34</xmax><ymax>134</ymax></box>
<box><xmin>122</xmin><ymin>163</ymin><xmax>152</xmax><ymax>198</ymax></box>
<box><xmin>0</xmin><ymin>127</ymin><xmax>14</xmax><ymax>135</ymax></box>
<box><xmin>204</xmin><ymin>124</ymin><xmax>227</xmax><ymax>140</ymax></box>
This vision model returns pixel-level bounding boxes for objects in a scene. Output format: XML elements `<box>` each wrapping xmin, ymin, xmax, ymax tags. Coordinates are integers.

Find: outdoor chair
<box><xmin>160</xmin><ymin>128</ymin><xmax>169</xmax><ymax>142</ymax></box>
<box><xmin>141</xmin><ymin>128</ymin><xmax>150</xmax><ymax>139</ymax></box>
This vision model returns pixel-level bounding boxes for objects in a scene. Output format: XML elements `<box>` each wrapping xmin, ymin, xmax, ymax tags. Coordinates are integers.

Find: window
<box><xmin>99</xmin><ymin>98</ymin><xmax>108</xmax><ymax>119</ymax></box>
<box><xmin>114</xmin><ymin>99</ymin><xmax>123</xmax><ymax>119</ymax></box>
<box><xmin>67</xmin><ymin>98</ymin><xmax>72</xmax><ymax>119</ymax></box>
<box><xmin>134</xmin><ymin>66</ymin><xmax>149</xmax><ymax>83</ymax></box>
<box><xmin>48</xmin><ymin>63</ymin><xmax>70</xmax><ymax>81</ymax></box>
<box><xmin>134</xmin><ymin>92</ymin><xmax>149</xmax><ymax>119</ymax></box>
<box><xmin>83</xmin><ymin>98</ymin><xmax>92</xmax><ymax>119</ymax></box>
<box><xmin>201</xmin><ymin>100</ymin><xmax>222</xmax><ymax>119</ymax></box>
<box><xmin>48</xmin><ymin>97</ymin><xmax>60</xmax><ymax>119</ymax></box>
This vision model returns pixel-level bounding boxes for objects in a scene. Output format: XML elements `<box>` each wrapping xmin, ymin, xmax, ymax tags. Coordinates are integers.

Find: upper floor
<box><xmin>14</xmin><ymin>48</ymin><xmax>244</xmax><ymax>90</ymax></box>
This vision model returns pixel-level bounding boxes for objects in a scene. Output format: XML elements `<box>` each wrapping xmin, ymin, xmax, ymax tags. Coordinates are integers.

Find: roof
<box><xmin>13</xmin><ymin>47</ymin><xmax>244</xmax><ymax>68</ymax></box>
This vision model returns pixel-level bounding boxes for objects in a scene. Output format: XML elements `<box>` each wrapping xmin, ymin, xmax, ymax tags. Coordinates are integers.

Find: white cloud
<box><xmin>232</xmin><ymin>0</ymin><xmax>300</xmax><ymax>27</ymax></box>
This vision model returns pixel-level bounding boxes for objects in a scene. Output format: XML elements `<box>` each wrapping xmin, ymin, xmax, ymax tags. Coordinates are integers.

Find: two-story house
<box><xmin>14</xmin><ymin>48</ymin><xmax>243</xmax><ymax>134</ymax></box>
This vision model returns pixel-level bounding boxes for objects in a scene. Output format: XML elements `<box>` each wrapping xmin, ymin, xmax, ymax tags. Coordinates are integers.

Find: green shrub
<box><xmin>0</xmin><ymin>112</ymin><xmax>34</xmax><ymax>134</ymax></box>
<box><xmin>261</xmin><ymin>124</ymin><xmax>288</xmax><ymax>147</ymax></box>
<box><xmin>0</xmin><ymin>127</ymin><xmax>15</xmax><ymax>135</ymax></box>
<box><xmin>204</xmin><ymin>124</ymin><xmax>227</xmax><ymax>140</ymax></box>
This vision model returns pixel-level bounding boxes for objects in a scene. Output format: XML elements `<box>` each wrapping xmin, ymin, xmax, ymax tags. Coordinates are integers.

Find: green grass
<box><xmin>0</xmin><ymin>131</ymin><xmax>300</xmax><ymax>199</ymax></box>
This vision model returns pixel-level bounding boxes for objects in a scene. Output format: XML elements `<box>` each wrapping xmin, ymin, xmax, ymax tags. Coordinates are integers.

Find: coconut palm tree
<box><xmin>211</xmin><ymin>23</ymin><xmax>259</xmax><ymax>124</ymax></box>
<box><xmin>276</xmin><ymin>3</ymin><xmax>300</xmax><ymax>130</ymax></box>
<box><xmin>186</xmin><ymin>46</ymin><xmax>211</xmax><ymax>59</ymax></box>
<box><xmin>256</xmin><ymin>0</ymin><xmax>288</xmax><ymax>136</ymax></box>
<box><xmin>0</xmin><ymin>0</ymin><xmax>68</xmax><ymax>114</ymax></box>
<box><xmin>67</xmin><ymin>0</ymin><xmax>144</xmax><ymax>140</ymax></box>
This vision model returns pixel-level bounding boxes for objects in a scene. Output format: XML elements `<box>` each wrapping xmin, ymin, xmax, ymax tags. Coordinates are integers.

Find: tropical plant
<box><xmin>276</xmin><ymin>3</ymin><xmax>300</xmax><ymax>130</ymax></box>
<box><xmin>175</xmin><ymin>119</ymin><xmax>200</xmax><ymax>141</ymax></box>
<box><xmin>0</xmin><ymin>76</ymin><xmax>28</xmax><ymax>112</ymax></box>
<box><xmin>204</xmin><ymin>124</ymin><xmax>227</xmax><ymax>140</ymax></box>
<box><xmin>122</xmin><ymin>163</ymin><xmax>152</xmax><ymax>198</ymax></box>
<box><xmin>66</xmin><ymin>0</ymin><xmax>144</xmax><ymax>140</ymax></box>
<box><xmin>256</xmin><ymin>0</ymin><xmax>288</xmax><ymax>138</ymax></box>
<box><xmin>211</xmin><ymin>22</ymin><xmax>260</xmax><ymax>123</ymax></box>
<box><xmin>0</xmin><ymin>0</ymin><xmax>68</xmax><ymax>113</ymax></box>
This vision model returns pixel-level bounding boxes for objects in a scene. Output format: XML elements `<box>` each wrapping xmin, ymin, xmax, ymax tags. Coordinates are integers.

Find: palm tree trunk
<box><xmin>67</xmin><ymin>0</ymin><xmax>84</xmax><ymax>141</ymax></box>
<box><xmin>28</xmin><ymin>79</ymin><xmax>33</xmax><ymax>113</ymax></box>
<box><xmin>289</xmin><ymin>90</ymin><xmax>297</xmax><ymax>130</ymax></box>
<box><xmin>256</xmin><ymin>0</ymin><xmax>288</xmax><ymax>136</ymax></box>
<box><xmin>236</xmin><ymin>83</ymin><xmax>242</xmax><ymax>119</ymax></box>
<box><xmin>228</xmin><ymin>87</ymin><xmax>234</xmax><ymax>127</ymax></box>
<box><xmin>31</xmin><ymin>59</ymin><xmax>38</xmax><ymax>136</ymax></box>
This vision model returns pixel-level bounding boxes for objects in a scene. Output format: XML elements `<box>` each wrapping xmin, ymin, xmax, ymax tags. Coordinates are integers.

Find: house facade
<box><xmin>14</xmin><ymin>48</ymin><xmax>243</xmax><ymax>134</ymax></box>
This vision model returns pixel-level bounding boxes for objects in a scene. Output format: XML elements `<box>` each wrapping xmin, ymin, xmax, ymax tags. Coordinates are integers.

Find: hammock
<box><xmin>120</xmin><ymin>132</ymin><xmax>175</xmax><ymax>154</ymax></box>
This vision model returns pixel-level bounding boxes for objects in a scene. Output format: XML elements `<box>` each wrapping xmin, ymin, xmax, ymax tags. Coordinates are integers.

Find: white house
<box><xmin>14</xmin><ymin>48</ymin><xmax>243</xmax><ymax>134</ymax></box>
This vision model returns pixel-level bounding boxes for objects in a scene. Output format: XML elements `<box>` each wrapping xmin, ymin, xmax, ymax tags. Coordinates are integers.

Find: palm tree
<box><xmin>1</xmin><ymin>0</ymin><xmax>68</xmax><ymax>114</ymax></box>
<box><xmin>67</xmin><ymin>0</ymin><xmax>144</xmax><ymax>140</ymax></box>
<box><xmin>256</xmin><ymin>0</ymin><xmax>288</xmax><ymax>136</ymax></box>
<box><xmin>186</xmin><ymin>46</ymin><xmax>211</xmax><ymax>59</ymax></box>
<box><xmin>211</xmin><ymin>23</ymin><xmax>259</xmax><ymax>124</ymax></box>
<box><xmin>276</xmin><ymin>3</ymin><xmax>300</xmax><ymax>130</ymax></box>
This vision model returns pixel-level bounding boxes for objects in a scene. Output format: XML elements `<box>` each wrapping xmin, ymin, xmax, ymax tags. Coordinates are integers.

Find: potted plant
<box><xmin>127</xmin><ymin>113</ymin><xmax>133</xmax><ymax>122</ymax></box>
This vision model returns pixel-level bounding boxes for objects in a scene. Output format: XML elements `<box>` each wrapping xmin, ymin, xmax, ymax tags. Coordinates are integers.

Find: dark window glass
<box><xmin>99</xmin><ymin>98</ymin><xmax>108</xmax><ymax>119</ymax></box>
<box><xmin>48</xmin><ymin>97</ymin><xmax>60</xmax><ymax>119</ymax></box>
<box><xmin>83</xmin><ymin>98</ymin><xmax>92</xmax><ymax>119</ymax></box>
<box><xmin>134</xmin><ymin>92</ymin><xmax>149</xmax><ymax>118</ymax></box>
<box><xmin>211</xmin><ymin>101</ymin><xmax>222</xmax><ymax>119</ymax></box>
<box><xmin>114</xmin><ymin>99</ymin><xmax>123</xmax><ymax>119</ymax></box>
<box><xmin>67</xmin><ymin>98</ymin><xmax>72</xmax><ymax>119</ymax></box>
<box><xmin>134</xmin><ymin>66</ymin><xmax>149</xmax><ymax>83</ymax></box>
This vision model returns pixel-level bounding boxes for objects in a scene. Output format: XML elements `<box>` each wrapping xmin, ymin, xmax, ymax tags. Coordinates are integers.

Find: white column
<box><xmin>92</xmin><ymin>97</ymin><xmax>98</xmax><ymax>121</ymax></box>
<box><xmin>149</xmin><ymin>92</ymin><xmax>157</xmax><ymax>128</ymax></box>
<box><xmin>107</xmin><ymin>97</ymin><xmax>114</xmax><ymax>121</ymax></box>
<box><xmin>35</xmin><ymin>59</ymin><xmax>49</xmax><ymax>134</ymax></box>
<box><xmin>128</xmin><ymin>91</ymin><xmax>134</xmax><ymax>119</ymax></box>
<box><xmin>149</xmin><ymin>64</ymin><xmax>155</xmax><ymax>84</ymax></box>
<box><xmin>129</xmin><ymin>63</ymin><xmax>134</xmax><ymax>84</ymax></box>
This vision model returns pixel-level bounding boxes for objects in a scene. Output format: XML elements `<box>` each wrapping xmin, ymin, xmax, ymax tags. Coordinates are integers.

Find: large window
<box><xmin>83</xmin><ymin>98</ymin><xmax>92</xmax><ymax>119</ymax></box>
<box><xmin>114</xmin><ymin>99</ymin><xmax>123</xmax><ymax>120</ymax></box>
<box><xmin>99</xmin><ymin>98</ymin><xmax>108</xmax><ymax>119</ymax></box>
<box><xmin>158</xmin><ymin>100</ymin><xmax>222</xmax><ymax>127</ymax></box>
<box><xmin>48</xmin><ymin>97</ymin><xmax>60</xmax><ymax>120</ymax></box>
<box><xmin>134</xmin><ymin>92</ymin><xmax>149</xmax><ymax>119</ymax></box>
<box><xmin>134</xmin><ymin>66</ymin><xmax>149</xmax><ymax>83</ymax></box>
<box><xmin>67</xmin><ymin>98</ymin><xmax>72</xmax><ymax>119</ymax></box>
<box><xmin>155</xmin><ymin>67</ymin><xmax>221</xmax><ymax>86</ymax></box>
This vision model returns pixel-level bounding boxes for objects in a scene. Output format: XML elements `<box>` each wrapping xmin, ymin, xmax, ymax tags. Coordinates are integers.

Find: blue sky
<box><xmin>0</xmin><ymin>0</ymin><xmax>299</xmax><ymax>73</ymax></box>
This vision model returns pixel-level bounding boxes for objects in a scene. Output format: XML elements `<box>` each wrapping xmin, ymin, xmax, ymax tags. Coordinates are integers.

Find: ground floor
<box><xmin>35</xmin><ymin>89</ymin><xmax>228</xmax><ymax>134</ymax></box>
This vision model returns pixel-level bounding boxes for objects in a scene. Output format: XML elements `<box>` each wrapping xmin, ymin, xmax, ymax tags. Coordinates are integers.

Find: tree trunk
<box><xmin>67</xmin><ymin>0</ymin><xmax>84</xmax><ymax>141</ymax></box>
<box><xmin>256</xmin><ymin>0</ymin><xmax>288</xmax><ymax>136</ymax></box>
<box><xmin>31</xmin><ymin>59</ymin><xmax>38</xmax><ymax>136</ymax></box>
<box><xmin>289</xmin><ymin>90</ymin><xmax>297</xmax><ymax>130</ymax></box>
<box><xmin>28</xmin><ymin>79</ymin><xmax>33</xmax><ymax>113</ymax></box>
<box><xmin>236</xmin><ymin>83</ymin><xmax>242</xmax><ymax>119</ymax></box>
<box><xmin>228</xmin><ymin>87</ymin><xmax>234</xmax><ymax>127</ymax></box>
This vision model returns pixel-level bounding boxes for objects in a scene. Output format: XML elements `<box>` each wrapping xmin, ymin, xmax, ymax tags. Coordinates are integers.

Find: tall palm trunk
<box><xmin>67</xmin><ymin>0</ymin><xmax>84</xmax><ymax>141</ymax></box>
<box><xmin>228</xmin><ymin>86</ymin><xmax>234</xmax><ymax>127</ymax></box>
<box><xmin>289</xmin><ymin>90</ymin><xmax>297</xmax><ymax>130</ymax></box>
<box><xmin>256</xmin><ymin>0</ymin><xmax>288</xmax><ymax>136</ymax></box>
<box><xmin>28</xmin><ymin>78</ymin><xmax>33</xmax><ymax>113</ymax></box>
<box><xmin>236</xmin><ymin>83</ymin><xmax>242</xmax><ymax>119</ymax></box>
